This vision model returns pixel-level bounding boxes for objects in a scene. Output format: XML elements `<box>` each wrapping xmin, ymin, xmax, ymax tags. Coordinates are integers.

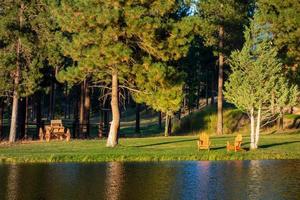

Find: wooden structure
<box><xmin>226</xmin><ymin>134</ymin><xmax>243</xmax><ymax>152</ymax></box>
<box><xmin>197</xmin><ymin>133</ymin><xmax>211</xmax><ymax>150</ymax></box>
<box><xmin>39</xmin><ymin>120</ymin><xmax>71</xmax><ymax>142</ymax></box>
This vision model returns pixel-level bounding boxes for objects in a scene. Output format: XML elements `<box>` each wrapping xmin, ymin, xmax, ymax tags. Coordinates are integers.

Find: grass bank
<box><xmin>0</xmin><ymin>132</ymin><xmax>299</xmax><ymax>163</ymax></box>
<box><xmin>173</xmin><ymin>105</ymin><xmax>249</xmax><ymax>135</ymax></box>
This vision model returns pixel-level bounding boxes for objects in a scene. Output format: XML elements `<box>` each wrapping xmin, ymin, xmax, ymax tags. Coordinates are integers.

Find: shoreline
<box><xmin>1</xmin><ymin>133</ymin><xmax>299</xmax><ymax>164</ymax></box>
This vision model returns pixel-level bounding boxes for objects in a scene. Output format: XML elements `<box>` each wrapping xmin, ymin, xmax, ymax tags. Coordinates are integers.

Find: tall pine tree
<box><xmin>53</xmin><ymin>0</ymin><xmax>197</xmax><ymax>145</ymax></box>
<box><xmin>0</xmin><ymin>0</ymin><xmax>49</xmax><ymax>142</ymax></box>
<box><xmin>196</xmin><ymin>0</ymin><xmax>250</xmax><ymax>135</ymax></box>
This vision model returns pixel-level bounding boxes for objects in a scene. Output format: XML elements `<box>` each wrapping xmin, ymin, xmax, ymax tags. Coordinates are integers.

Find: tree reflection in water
<box><xmin>104</xmin><ymin>162</ymin><xmax>125</xmax><ymax>200</ymax></box>
<box><xmin>0</xmin><ymin>160</ymin><xmax>299</xmax><ymax>200</ymax></box>
<box><xmin>7</xmin><ymin>164</ymin><xmax>19</xmax><ymax>200</ymax></box>
<box><xmin>247</xmin><ymin>160</ymin><xmax>264</xmax><ymax>199</ymax></box>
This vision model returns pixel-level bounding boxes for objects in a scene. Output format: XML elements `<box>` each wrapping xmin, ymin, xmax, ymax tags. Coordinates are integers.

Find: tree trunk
<box><xmin>135</xmin><ymin>103</ymin><xmax>140</xmax><ymax>133</ymax></box>
<box><xmin>24</xmin><ymin>97</ymin><xmax>28</xmax><ymax>139</ymax></box>
<box><xmin>79</xmin><ymin>81</ymin><xmax>85</xmax><ymax>137</ymax></box>
<box><xmin>254</xmin><ymin>107</ymin><xmax>261</xmax><ymax>148</ymax></box>
<box><xmin>217</xmin><ymin>25</ymin><xmax>224</xmax><ymax>135</ymax></box>
<box><xmin>277</xmin><ymin>107</ymin><xmax>284</xmax><ymax>130</ymax></box>
<box><xmin>164</xmin><ymin>114</ymin><xmax>169</xmax><ymax>137</ymax></box>
<box><xmin>83</xmin><ymin>79</ymin><xmax>91</xmax><ymax>138</ymax></box>
<box><xmin>106</xmin><ymin>70</ymin><xmax>120</xmax><ymax>147</ymax></box>
<box><xmin>250</xmin><ymin>108</ymin><xmax>256</xmax><ymax>150</ymax></box>
<box><xmin>164</xmin><ymin>114</ymin><xmax>172</xmax><ymax>137</ymax></box>
<box><xmin>9</xmin><ymin>3</ymin><xmax>23</xmax><ymax>142</ymax></box>
<box><xmin>10</xmin><ymin>88</ymin><xmax>19</xmax><ymax>142</ymax></box>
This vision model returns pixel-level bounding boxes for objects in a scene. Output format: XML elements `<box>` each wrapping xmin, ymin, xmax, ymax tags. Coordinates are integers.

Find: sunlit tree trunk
<box><xmin>277</xmin><ymin>107</ymin><xmax>284</xmax><ymax>130</ymax></box>
<box><xmin>254</xmin><ymin>107</ymin><xmax>261</xmax><ymax>148</ymax></box>
<box><xmin>9</xmin><ymin>55</ymin><xmax>19</xmax><ymax>142</ymax></box>
<box><xmin>164</xmin><ymin>114</ymin><xmax>172</xmax><ymax>137</ymax></box>
<box><xmin>250</xmin><ymin>108</ymin><xmax>256</xmax><ymax>150</ymax></box>
<box><xmin>217</xmin><ymin>25</ymin><xmax>224</xmax><ymax>135</ymax></box>
<box><xmin>106</xmin><ymin>70</ymin><xmax>120</xmax><ymax>147</ymax></box>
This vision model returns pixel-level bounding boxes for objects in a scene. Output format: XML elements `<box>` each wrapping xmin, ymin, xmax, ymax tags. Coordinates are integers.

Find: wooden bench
<box><xmin>197</xmin><ymin>133</ymin><xmax>211</xmax><ymax>150</ymax></box>
<box><xmin>226</xmin><ymin>134</ymin><xmax>242</xmax><ymax>152</ymax></box>
<box><xmin>39</xmin><ymin>120</ymin><xmax>71</xmax><ymax>142</ymax></box>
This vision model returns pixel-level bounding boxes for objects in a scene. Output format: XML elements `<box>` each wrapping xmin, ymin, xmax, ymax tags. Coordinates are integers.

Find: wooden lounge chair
<box><xmin>227</xmin><ymin>134</ymin><xmax>243</xmax><ymax>152</ymax></box>
<box><xmin>197</xmin><ymin>133</ymin><xmax>211</xmax><ymax>150</ymax></box>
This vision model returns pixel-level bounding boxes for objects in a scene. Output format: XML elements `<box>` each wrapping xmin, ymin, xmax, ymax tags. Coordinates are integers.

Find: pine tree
<box><xmin>53</xmin><ymin>0</ymin><xmax>197</xmax><ymax>145</ymax></box>
<box><xmin>0</xmin><ymin>0</ymin><xmax>58</xmax><ymax>141</ymax></box>
<box><xmin>224</xmin><ymin>20</ymin><xmax>298</xmax><ymax>150</ymax></box>
<box><xmin>255</xmin><ymin>0</ymin><xmax>300</xmax><ymax>126</ymax></box>
<box><xmin>132</xmin><ymin>60</ymin><xmax>185</xmax><ymax>136</ymax></box>
<box><xmin>256</xmin><ymin>0</ymin><xmax>300</xmax><ymax>68</ymax></box>
<box><xmin>196</xmin><ymin>0</ymin><xmax>251</xmax><ymax>135</ymax></box>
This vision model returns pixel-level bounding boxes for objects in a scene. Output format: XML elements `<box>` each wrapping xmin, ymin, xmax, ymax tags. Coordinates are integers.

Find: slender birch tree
<box><xmin>224</xmin><ymin>21</ymin><xmax>298</xmax><ymax>149</ymax></box>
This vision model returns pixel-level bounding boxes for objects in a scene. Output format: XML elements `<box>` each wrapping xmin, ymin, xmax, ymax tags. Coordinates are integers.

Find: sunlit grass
<box><xmin>0</xmin><ymin>131</ymin><xmax>299</xmax><ymax>163</ymax></box>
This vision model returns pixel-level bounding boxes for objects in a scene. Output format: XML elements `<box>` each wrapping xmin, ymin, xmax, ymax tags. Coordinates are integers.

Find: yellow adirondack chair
<box><xmin>227</xmin><ymin>134</ymin><xmax>243</xmax><ymax>152</ymax></box>
<box><xmin>197</xmin><ymin>133</ymin><xmax>211</xmax><ymax>150</ymax></box>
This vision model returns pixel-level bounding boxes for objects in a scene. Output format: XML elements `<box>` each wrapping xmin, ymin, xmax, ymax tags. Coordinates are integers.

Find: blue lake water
<box><xmin>0</xmin><ymin>160</ymin><xmax>299</xmax><ymax>200</ymax></box>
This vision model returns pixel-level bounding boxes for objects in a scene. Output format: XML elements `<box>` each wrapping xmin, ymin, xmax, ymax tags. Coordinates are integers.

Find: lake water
<box><xmin>0</xmin><ymin>160</ymin><xmax>299</xmax><ymax>200</ymax></box>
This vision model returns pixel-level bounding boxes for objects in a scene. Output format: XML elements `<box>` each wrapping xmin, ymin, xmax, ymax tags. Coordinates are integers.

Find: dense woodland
<box><xmin>0</xmin><ymin>0</ymin><xmax>299</xmax><ymax>149</ymax></box>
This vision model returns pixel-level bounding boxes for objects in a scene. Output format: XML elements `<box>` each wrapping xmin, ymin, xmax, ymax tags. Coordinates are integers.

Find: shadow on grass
<box><xmin>135</xmin><ymin>138</ymin><xmax>197</xmax><ymax>147</ymax></box>
<box><xmin>121</xmin><ymin>124</ymin><xmax>163</xmax><ymax>137</ymax></box>
<box><xmin>210</xmin><ymin>146</ymin><xmax>226</xmax><ymax>150</ymax></box>
<box><xmin>259</xmin><ymin>141</ymin><xmax>300</xmax><ymax>149</ymax></box>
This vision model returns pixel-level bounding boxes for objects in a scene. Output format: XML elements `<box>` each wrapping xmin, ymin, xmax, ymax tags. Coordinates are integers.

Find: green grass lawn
<box><xmin>0</xmin><ymin>132</ymin><xmax>299</xmax><ymax>163</ymax></box>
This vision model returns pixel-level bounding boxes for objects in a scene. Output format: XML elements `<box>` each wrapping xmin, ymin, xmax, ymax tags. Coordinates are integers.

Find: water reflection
<box><xmin>0</xmin><ymin>160</ymin><xmax>299</xmax><ymax>200</ymax></box>
<box><xmin>247</xmin><ymin>160</ymin><xmax>264</xmax><ymax>199</ymax></box>
<box><xmin>7</xmin><ymin>165</ymin><xmax>18</xmax><ymax>200</ymax></box>
<box><xmin>105</xmin><ymin>162</ymin><xmax>124</xmax><ymax>200</ymax></box>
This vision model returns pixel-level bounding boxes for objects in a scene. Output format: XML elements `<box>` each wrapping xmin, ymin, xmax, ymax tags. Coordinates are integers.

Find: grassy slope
<box><xmin>173</xmin><ymin>105</ymin><xmax>249</xmax><ymax>135</ymax></box>
<box><xmin>0</xmin><ymin>132</ymin><xmax>299</xmax><ymax>163</ymax></box>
